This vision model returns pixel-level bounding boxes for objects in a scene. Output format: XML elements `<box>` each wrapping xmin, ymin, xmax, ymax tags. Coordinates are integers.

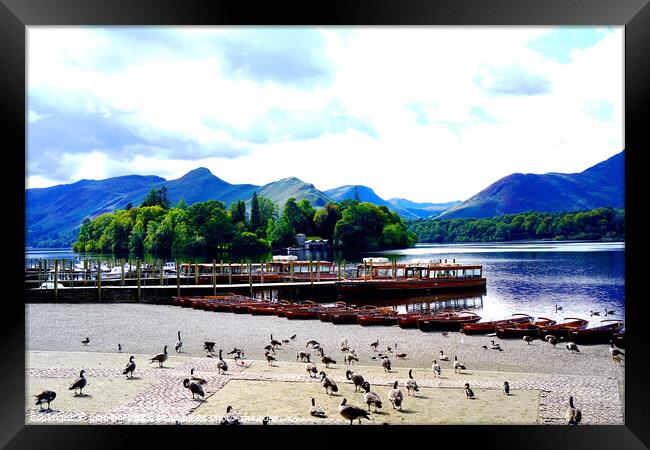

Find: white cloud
<box><xmin>26</xmin><ymin>26</ymin><xmax>623</xmax><ymax>202</ymax></box>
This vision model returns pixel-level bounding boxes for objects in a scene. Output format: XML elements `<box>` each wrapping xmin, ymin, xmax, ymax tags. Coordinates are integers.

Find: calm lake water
<box><xmin>25</xmin><ymin>241</ymin><xmax>625</xmax><ymax>324</ymax></box>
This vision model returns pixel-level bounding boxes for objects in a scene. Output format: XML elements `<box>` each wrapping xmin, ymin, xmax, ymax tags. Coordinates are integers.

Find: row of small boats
<box><xmin>171</xmin><ymin>295</ymin><xmax>624</xmax><ymax>344</ymax></box>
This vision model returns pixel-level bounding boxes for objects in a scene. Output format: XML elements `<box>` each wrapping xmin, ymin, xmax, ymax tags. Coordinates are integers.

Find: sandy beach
<box><xmin>25</xmin><ymin>303</ymin><xmax>624</xmax><ymax>425</ymax></box>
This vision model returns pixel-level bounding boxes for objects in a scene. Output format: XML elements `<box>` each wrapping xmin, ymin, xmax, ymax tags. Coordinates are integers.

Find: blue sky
<box><xmin>27</xmin><ymin>27</ymin><xmax>623</xmax><ymax>202</ymax></box>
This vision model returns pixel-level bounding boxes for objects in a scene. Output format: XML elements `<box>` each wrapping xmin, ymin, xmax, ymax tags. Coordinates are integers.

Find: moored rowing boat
<box><xmin>461</xmin><ymin>314</ymin><xmax>532</xmax><ymax>335</ymax></box>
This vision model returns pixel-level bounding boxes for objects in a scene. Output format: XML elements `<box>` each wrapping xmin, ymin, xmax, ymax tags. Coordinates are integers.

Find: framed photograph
<box><xmin>4</xmin><ymin>0</ymin><xmax>648</xmax><ymax>447</ymax></box>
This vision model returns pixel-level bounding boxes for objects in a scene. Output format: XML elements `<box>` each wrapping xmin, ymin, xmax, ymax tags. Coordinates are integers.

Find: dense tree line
<box><xmin>409</xmin><ymin>208</ymin><xmax>624</xmax><ymax>243</ymax></box>
<box><xmin>72</xmin><ymin>190</ymin><xmax>416</xmax><ymax>255</ymax></box>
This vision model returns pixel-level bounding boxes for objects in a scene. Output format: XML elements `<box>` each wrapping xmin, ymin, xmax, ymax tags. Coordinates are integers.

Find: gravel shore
<box><xmin>25</xmin><ymin>303</ymin><xmax>624</xmax><ymax>425</ymax></box>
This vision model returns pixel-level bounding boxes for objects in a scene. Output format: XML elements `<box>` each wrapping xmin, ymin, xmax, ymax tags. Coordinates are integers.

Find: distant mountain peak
<box><xmin>182</xmin><ymin>167</ymin><xmax>214</xmax><ymax>178</ymax></box>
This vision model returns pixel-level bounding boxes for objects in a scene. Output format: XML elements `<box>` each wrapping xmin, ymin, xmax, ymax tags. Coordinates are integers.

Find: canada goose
<box><xmin>262</xmin><ymin>416</ymin><xmax>271</xmax><ymax>425</ymax></box>
<box><xmin>282</xmin><ymin>339</ymin><xmax>290</xmax><ymax>344</ymax></box>
<box><xmin>396</xmin><ymin>353</ymin><xmax>407</xmax><ymax>359</ymax></box>
<box><xmin>270</xmin><ymin>334</ymin><xmax>282</xmax><ymax>348</ymax></box>
<box><xmin>68</xmin><ymin>370</ymin><xmax>87</xmax><ymax>396</ymax></box>
<box><xmin>345</xmin><ymin>370</ymin><xmax>365</xmax><ymax>392</ymax></box>
<box><xmin>306</xmin><ymin>339</ymin><xmax>320</xmax><ymax>348</ymax></box>
<box><xmin>265</xmin><ymin>351</ymin><xmax>276</xmax><ymax>367</ymax></box>
<box><xmin>490</xmin><ymin>340</ymin><xmax>501</xmax><ymax>350</ymax></box>
<box><xmin>439</xmin><ymin>350</ymin><xmax>449</xmax><ymax>361</ymax></box>
<box><xmin>605</xmin><ymin>309</ymin><xmax>615</xmax><ymax>315</ymax></box>
<box><xmin>338</xmin><ymin>398</ymin><xmax>371</xmax><ymax>424</ymax></box>
<box><xmin>306</xmin><ymin>362</ymin><xmax>318</xmax><ymax>378</ymax></box>
<box><xmin>565</xmin><ymin>396</ymin><xmax>582</xmax><ymax>425</ymax></box>
<box><xmin>547</xmin><ymin>336</ymin><xmax>558</xmax><ymax>347</ymax></box>
<box><xmin>610</xmin><ymin>342</ymin><xmax>624</xmax><ymax>365</ymax></box>
<box><xmin>441</xmin><ymin>332</ymin><xmax>449</xmax><ymax>337</ymax></box>
<box><xmin>523</xmin><ymin>336</ymin><xmax>534</xmax><ymax>345</ymax></box>
<box><xmin>453</xmin><ymin>356</ymin><xmax>466</xmax><ymax>373</ymax></box>
<box><xmin>481</xmin><ymin>345</ymin><xmax>488</xmax><ymax>350</ymax></box>
<box><xmin>341</xmin><ymin>338</ymin><xmax>348</xmax><ymax>347</ymax></box>
<box><xmin>264</xmin><ymin>344</ymin><xmax>276</xmax><ymax>354</ymax></box>
<box><xmin>387</xmin><ymin>346</ymin><xmax>393</xmax><ymax>352</ymax></box>
<box><xmin>182</xmin><ymin>378</ymin><xmax>205</xmax><ymax>400</ymax></box>
<box><xmin>290</xmin><ymin>334</ymin><xmax>297</xmax><ymax>340</ymax></box>
<box><xmin>566</xmin><ymin>343</ymin><xmax>580</xmax><ymax>354</ymax></box>
<box><xmin>149</xmin><ymin>345</ymin><xmax>169</xmax><ymax>367</ymax></box>
<box><xmin>344</xmin><ymin>354</ymin><xmax>359</xmax><ymax>365</ymax></box>
<box><xmin>503</xmin><ymin>381</ymin><xmax>510</xmax><ymax>395</ymax></box>
<box><xmin>312</xmin><ymin>343</ymin><xmax>322</xmax><ymax>354</ymax></box>
<box><xmin>406</xmin><ymin>369</ymin><xmax>420</xmax><ymax>396</ymax></box>
<box><xmin>340</xmin><ymin>345</ymin><xmax>351</xmax><ymax>353</ymax></box>
<box><xmin>34</xmin><ymin>390</ymin><xmax>56</xmax><ymax>410</ymax></box>
<box><xmin>370</xmin><ymin>339</ymin><xmax>379</xmax><ymax>351</ymax></box>
<box><xmin>320</xmin><ymin>371</ymin><xmax>338</xmax><ymax>395</ymax></box>
<box><xmin>464</xmin><ymin>383</ymin><xmax>475</xmax><ymax>399</ymax></box>
<box><xmin>388</xmin><ymin>381</ymin><xmax>403</xmax><ymax>410</ymax></box>
<box><xmin>123</xmin><ymin>356</ymin><xmax>136</xmax><ymax>378</ymax></box>
<box><xmin>204</xmin><ymin>341</ymin><xmax>216</xmax><ymax>354</ymax></box>
<box><xmin>217</xmin><ymin>349</ymin><xmax>228</xmax><ymax>374</ymax></box>
<box><xmin>362</xmin><ymin>382</ymin><xmax>383</xmax><ymax>412</ymax></box>
<box><xmin>175</xmin><ymin>331</ymin><xmax>183</xmax><ymax>353</ymax></box>
<box><xmin>555</xmin><ymin>304</ymin><xmax>563</xmax><ymax>311</ymax></box>
<box><xmin>190</xmin><ymin>368</ymin><xmax>207</xmax><ymax>385</ymax></box>
<box><xmin>381</xmin><ymin>356</ymin><xmax>392</xmax><ymax>372</ymax></box>
<box><xmin>320</xmin><ymin>348</ymin><xmax>337</xmax><ymax>368</ymax></box>
<box><xmin>117</xmin><ymin>343</ymin><xmax>122</xmax><ymax>353</ymax></box>
<box><xmin>297</xmin><ymin>351</ymin><xmax>311</xmax><ymax>362</ymax></box>
<box><xmin>81</xmin><ymin>337</ymin><xmax>90</xmax><ymax>346</ymax></box>
<box><xmin>432</xmin><ymin>360</ymin><xmax>442</xmax><ymax>378</ymax></box>
<box><xmin>371</xmin><ymin>356</ymin><xmax>377</xmax><ymax>360</ymax></box>
<box><xmin>227</xmin><ymin>348</ymin><xmax>245</xmax><ymax>358</ymax></box>
<box><xmin>590</xmin><ymin>310</ymin><xmax>600</xmax><ymax>316</ymax></box>
<box><xmin>310</xmin><ymin>397</ymin><xmax>327</xmax><ymax>417</ymax></box>
<box><xmin>221</xmin><ymin>405</ymin><xmax>241</xmax><ymax>425</ymax></box>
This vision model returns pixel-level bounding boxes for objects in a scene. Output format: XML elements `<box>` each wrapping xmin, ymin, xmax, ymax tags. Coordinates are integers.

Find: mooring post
<box><xmin>337</xmin><ymin>259</ymin><xmax>340</xmax><ymax>281</ymax></box>
<box><xmin>342</xmin><ymin>259</ymin><xmax>346</xmax><ymax>280</ymax></box>
<box><xmin>137</xmin><ymin>259</ymin><xmax>141</xmax><ymax>301</ymax></box>
<box><xmin>220</xmin><ymin>259</ymin><xmax>223</xmax><ymax>275</ymax></box>
<box><xmin>290</xmin><ymin>261</ymin><xmax>294</xmax><ymax>282</ymax></box>
<box><xmin>53</xmin><ymin>259</ymin><xmax>58</xmax><ymax>301</ymax></box>
<box><xmin>194</xmin><ymin>263</ymin><xmax>199</xmax><ymax>286</ymax></box>
<box><xmin>248</xmin><ymin>260</ymin><xmax>253</xmax><ymax>297</ymax></box>
<box><xmin>369</xmin><ymin>259</ymin><xmax>373</xmax><ymax>280</ymax></box>
<box><xmin>176</xmin><ymin>260</ymin><xmax>180</xmax><ymax>297</ymax></box>
<box><xmin>121</xmin><ymin>259</ymin><xmax>125</xmax><ymax>287</ymax></box>
<box><xmin>309</xmin><ymin>260</ymin><xmax>313</xmax><ymax>285</ymax></box>
<box><xmin>212</xmin><ymin>260</ymin><xmax>216</xmax><ymax>295</ymax></box>
<box><xmin>261</xmin><ymin>260</ymin><xmax>264</xmax><ymax>284</ymax></box>
<box><xmin>316</xmin><ymin>259</ymin><xmax>320</xmax><ymax>282</ymax></box>
<box><xmin>393</xmin><ymin>259</ymin><xmax>397</xmax><ymax>280</ymax></box>
<box><xmin>160</xmin><ymin>259</ymin><xmax>164</xmax><ymax>286</ymax></box>
<box><xmin>97</xmin><ymin>260</ymin><xmax>102</xmax><ymax>302</ymax></box>
<box><xmin>228</xmin><ymin>262</ymin><xmax>232</xmax><ymax>285</ymax></box>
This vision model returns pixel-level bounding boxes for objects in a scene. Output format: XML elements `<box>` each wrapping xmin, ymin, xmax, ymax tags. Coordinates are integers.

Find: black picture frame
<box><xmin>2</xmin><ymin>0</ymin><xmax>648</xmax><ymax>448</ymax></box>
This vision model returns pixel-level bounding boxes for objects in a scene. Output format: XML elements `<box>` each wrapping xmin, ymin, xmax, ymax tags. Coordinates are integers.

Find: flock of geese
<box><xmin>32</xmin><ymin>328</ymin><xmax>606</xmax><ymax>425</ymax></box>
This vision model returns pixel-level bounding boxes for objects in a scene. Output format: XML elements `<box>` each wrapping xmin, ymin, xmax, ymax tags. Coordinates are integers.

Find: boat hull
<box><xmin>357</xmin><ymin>314</ymin><xmax>398</xmax><ymax>326</ymax></box>
<box><xmin>462</xmin><ymin>316</ymin><xmax>532</xmax><ymax>335</ymax></box>
<box><xmin>417</xmin><ymin>316</ymin><xmax>481</xmax><ymax>332</ymax></box>
<box><xmin>336</xmin><ymin>277</ymin><xmax>486</xmax><ymax>300</ymax></box>
<box><xmin>568</xmin><ymin>323</ymin><xmax>624</xmax><ymax>344</ymax></box>
<box><xmin>283</xmin><ymin>308</ymin><xmax>321</xmax><ymax>320</ymax></box>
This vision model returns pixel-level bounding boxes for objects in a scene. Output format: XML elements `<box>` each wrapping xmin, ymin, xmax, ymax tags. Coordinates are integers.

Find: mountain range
<box><xmin>25</xmin><ymin>150</ymin><xmax>624</xmax><ymax>247</ymax></box>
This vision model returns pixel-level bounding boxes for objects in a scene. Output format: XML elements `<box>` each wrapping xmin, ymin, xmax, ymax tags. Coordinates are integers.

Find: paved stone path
<box><xmin>26</xmin><ymin>355</ymin><xmax>623</xmax><ymax>425</ymax></box>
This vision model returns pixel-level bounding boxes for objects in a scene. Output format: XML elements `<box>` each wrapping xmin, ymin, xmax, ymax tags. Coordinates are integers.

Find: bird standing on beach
<box><xmin>68</xmin><ymin>370</ymin><xmax>87</xmax><ymax>396</ymax></box>
<box><xmin>464</xmin><ymin>383</ymin><xmax>475</xmax><ymax>399</ymax></box>
<box><xmin>344</xmin><ymin>354</ymin><xmax>359</xmax><ymax>365</ymax></box>
<box><xmin>381</xmin><ymin>356</ymin><xmax>392</xmax><ymax>372</ymax></box>
<box><xmin>439</xmin><ymin>350</ymin><xmax>449</xmax><ymax>361</ymax></box>
<box><xmin>149</xmin><ymin>345</ymin><xmax>169</xmax><ymax>367</ymax></box>
<box><xmin>34</xmin><ymin>390</ymin><xmax>56</xmax><ymax>411</ymax></box>
<box><xmin>270</xmin><ymin>334</ymin><xmax>282</xmax><ymax>348</ymax></box>
<box><xmin>610</xmin><ymin>342</ymin><xmax>624</xmax><ymax>365</ymax></box>
<box><xmin>320</xmin><ymin>371</ymin><xmax>338</xmax><ymax>395</ymax></box>
<box><xmin>264</xmin><ymin>344</ymin><xmax>276</xmax><ymax>354</ymax></box>
<box><xmin>175</xmin><ymin>331</ymin><xmax>183</xmax><ymax>353</ymax></box>
<box><xmin>441</xmin><ymin>332</ymin><xmax>449</xmax><ymax>337</ymax></box>
<box><xmin>221</xmin><ymin>406</ymin><xmax>241</xmax><ymax>425</ymax></box>
<box><xmin>290</xmin><ymin>334</ymin><xmax>297</xmax><ymax>340</ymax></box>
<box><xmin>523</xmin><ymin>336</ymin><xmax>534</xmax><ymax>345</ymax></box>
<box><xmin>262</xmin><ymin>416</ymin><xmax>271</xmax><ymax>425</ymax></box>
<box><xmin>370</xmin><ymin>339</ymin><xmax>379</xmax><ymax>351</ymax></box>
<box><xmin>182</xmin><ymin>378</ymin><xmax>204</xmax><ymax>400</ymax></box>
<box><xmin>566</xmin><ymin>343</ymin><xmax>580</xmax><ymax>354</ymax></box>
<box><xmin>338</xmin><ymin>398</ymin><xmax>371</xmax><ymax>424</ymax></box>
<box><xmin>319</xmin><ymin>347</ymin><xmax>336</xmax><ymax>368</ymax></box>
<box><xmin>306</xmin><ymin>362</ymin><xmax>318</xmax><ymax>378</ymax></box>
<box><xmin>204</xmin><ymin>341</ymin><xmax>216</xmax><ymax>355</ymax></box>
<box><xmin>297</xmin><ymin>351</ymin><xmax>311</xmax><ymax>362</ymax></box>
<box><xmin>81</xmin><ymin>337</ymin><xmax>90</xmax><ymax>346</ymax></box>
<box><xmin>346</xmin><ymin>370</ymin><xmax>365</xmax><ymax>392</ymax></box>
<box><xmin>217</xmin><ymin>349</ymin><xmax>228</xmax><ymax>374</ymax></box>
<box><xmin>388</xmin><ymin>381</ymin><xmax>403</xmax><ymax>410</ymax></box>
<box><xmin>362</xmin><ymin>382</ymin><xmax>383</xmax><ymax>412</ymax></box>
<box><xmin>453</xmin><ymin>356</ymin><xmax>466</xmax><ymax>373</ymax></box>
<box><xmin>306</xmin><ymin>339</ymin><xmax>320</xmax><ymax>349</ymax></box>
<box><xmin>432</xmin><ymin>360</ymin><xmax>442</xmax><ymax>378</ymax></box>
<box><xmin>310</xmin><ymin>397</ymin><xmax>326</xmax><ymax>418</ymax></box>
<box><xmin>123</xmin><ymin>356</ymin><xmax>136</xmax><ymax>378</ymax></box>
<box><xmin>503</xmin><ymin>381</ymin><xmax>510</xmax><ymax>395</ymax></box>
<box><xmin>565</xmin><ymin>396</ymin><xmax>582</xmax><ymax>425</ymax></box>
<box><xmin>265</xmin><ymin>351</ymin><xmax>276</xmax><ymax>367</ymax></box>
<box><xmin>547</xmin><ymin>336</ymin><xmax>558</xmax><ymax>347</ymax></box>
<box><xmin>406</xmin><ymin>369</ymin><xmax>420</xmax><ymax>396</ymax></box>
<box><xmin>490</xmin><ymin>340</ymin><xmax>502</xmax><ymax>351</ymax></box>
<box><xmin>117</xmin><ymin>343</ymin><xmax>122</xmax><ymax>353</ymax></box>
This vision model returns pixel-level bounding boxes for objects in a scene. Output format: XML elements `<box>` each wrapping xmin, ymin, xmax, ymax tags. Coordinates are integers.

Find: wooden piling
<box><xmin>160</xmin><ymin>259</ymin><xmax>164</xmax><ymax>285</ymax></box>
<box><xmin>228</xmin><ymin>262</ymin><xmax>232</xmax><ymax>284</ymax></box>
<box><xmin>194</xmin><ymin>263</ymin><xmax>199</xmax><ymax>286</ymax></box>
<box><xmin>309</xmin><ymin>260</ymin><xmax>313</xmax><ymax>285</ymax></box>
<box><xmin>248</xmin><ymin>260</ymin><xmax>253</xmax><ymax>297</ymax></box>
<box><xmin>260</xmin><ymin>260</ymin><xmax>264</xmax><ymax>284</ymax></box>
<box><xmin>137</xmin><ymin>259</ymin><xmax>141</xmax><ymax>301</ymax></box>
<box><xmin>97</xmin><ymin>260</ymin><xmax>101</xmax><ymax>301</ymax></box>
<box><xmin>121</xmin><ymin>259</ymin><xmax>125</xmax><ymax>287</ymax></box>
<box><xmin>176</xmin><ymin>260</ymin><xmax>180</xmax><ymax>297</ymax></box>
<box><xmin>369</xmin><ymin>259</ymin><xmax>373</xmax><ymax>280</ymax></box>
<box><xmin>212</xmin><ymin>260</ymin><xmax>216</xmax><ymax>295</ymax></box>
<box><xmin>316</xmin><ymin>259</ymin><xmax>320</xmax><ymax>282</ymax></box>
<box><xmin>337</xmin><ymin>259</ymin><xmax>341</xmax><ymax>281</ymax></box>
<box><xmin>53</xmin><ymin>259</ymin><xmax>58</xmax><ymax>300</ymax></box>
<box><xmin>290</xmin><ymin>261</ymin><xmax>294</xmax><ymax>282</ymax></box>
<box><xmin>342</xmin><ymin>259</ymin><xmax>346</xmax><ymax>280</ymax></box>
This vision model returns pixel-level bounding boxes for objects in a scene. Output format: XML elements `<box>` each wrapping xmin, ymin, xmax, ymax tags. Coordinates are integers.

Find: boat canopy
<box><xmin>362</xmin><ymin>257</ymin><xmax>389</xmax><ymax>264</ymax></box>
<box><xmin>272</xmin><ymin>255</ymin><xmax>298</xmax><ymax>261</ymax></box>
